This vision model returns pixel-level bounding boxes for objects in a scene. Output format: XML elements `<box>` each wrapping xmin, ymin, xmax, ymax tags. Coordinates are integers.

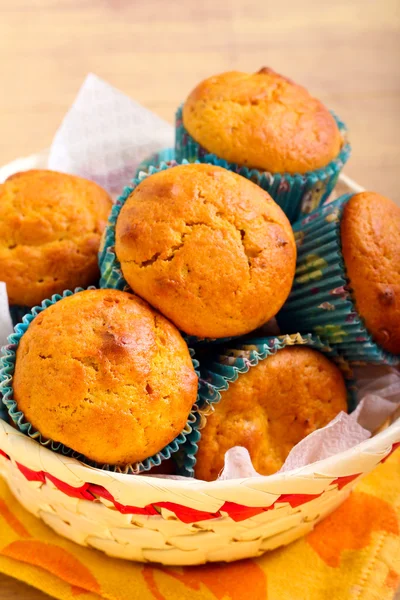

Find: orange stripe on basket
<box><xmin>156</xmin><ymin>502</ymin><xmax>221</xmax><ymax>523</ymax></box>
<box><xmin>7</xmin><ymin>455</ymin><xmax>373</xmax><ymax>523</ymax></box>
<box><xmin>16</xmin><ymin>462</ymin><xmax>46</xmax><ymax>483</ymax></box>
<box><xmin>381</xmin><ymin>442</ymin><xmax>400</xmax><ymax>463</ymax></box>
<box><xmin>0</xmin><ymin>499</ymin><xmax>31</xmax><ymax>539</ymax></box>
<box><xmin>46</xmin><ymin>474</ymin><xmax>95</xmax><ymax>501</ymax></box>
<box><xmin>331</xmin><ymin>473</ymin><xmax>361</xmax><ymax>490</ymax></box>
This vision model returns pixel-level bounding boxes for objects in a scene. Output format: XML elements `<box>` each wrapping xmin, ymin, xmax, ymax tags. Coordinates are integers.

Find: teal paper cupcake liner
<box><xmin>278</xmin><ymin>195</ymin><xmax>399</xmax><ymax>366</ymax></box>
<box><xmin>175</xmin><ymin>104</ymin><xmax>351</xmax><ymax>223</ymax></box>
<box><xmin>9</xmin><ymin>305</ymin><xmax>31</xmax><ymax>327</ymax></box>
<box><xmin>135</xmin><ymin>148</ymin><xmax>176</xmax><ymax>177</ymax></box>
<box><xmin>180</xmin><ymin>332</ymin><xmax>356</xmax><ymax>477</ymax></box>
<box><xmin>0</xmin><ymin>287</ymin><xmax>204</xmax><ymax>476</ymax></box>
<box><xmin>99</xmin><ymin>161</ymin><xmax>237</xmax><ymax>346</ymax></box>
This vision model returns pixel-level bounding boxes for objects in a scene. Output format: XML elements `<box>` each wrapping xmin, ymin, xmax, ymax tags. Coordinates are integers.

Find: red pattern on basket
<box><xmin>1</xmin><ymin>443</ymin><xmax>399</xmax><ymax>523</ymax></box>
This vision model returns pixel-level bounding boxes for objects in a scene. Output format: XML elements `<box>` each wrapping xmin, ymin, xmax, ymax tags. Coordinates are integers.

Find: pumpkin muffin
<box><xmin>0</xmin><ymin>170</ymin><xmax>112</xmax><ymax>307</ymax></box>
<box><xmin>182</xmin><ymin>68</ymin><xmax>342</xmax><ymax>174</ymax></box>
<box><xmin>341</xmin><ymin>192</ymin><xmax>400</xmax><ymax>354</ymax></box>
<box><xmin>13</xmin><ymin>289</ymin><xmax>198</xmax><ymax>466</ymax></box>
<box><xmin>195</xmin><ymin>346</ymin><xmax>348</xmax><ymax>481</ymax></box>
<box><xmin>115</xmin><ymin>163</ymin><xmax>296</xmax><ymax>339</ymax></box>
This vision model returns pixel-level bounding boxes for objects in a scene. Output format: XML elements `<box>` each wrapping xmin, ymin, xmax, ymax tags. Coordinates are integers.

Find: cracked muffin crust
<box><xmin>0</xmin><ymin>169</ymin><xmax>112</xmax><ymax>307</ymax></box>
<box><xmin>195</xmin><ymin>346</ymin><xmax>348</xmax><ymax>481</ymax></box>
<box><xmin>183</xmin><ymin>68</ymin><xmax>342</xmax><ymax>174</ymax></box>
<box><xmin>341</xmin><ymin>192</ymin><xmax>400</xmax><ymax>354</ymax></box>
<box><xmin>13</xmin><ymin>289</ymin><xmax>198</xmax><ymax>465</ymax></box>
<box><xmin>115</xmin><ymin>163</ymin><xmax>296</xmax><ymax>338</ymax></box>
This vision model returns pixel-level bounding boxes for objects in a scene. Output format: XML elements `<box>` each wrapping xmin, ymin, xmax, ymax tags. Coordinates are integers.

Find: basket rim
<box><xmin>0</xmin><ymin>150</ymin><xmax>398</xmax><ymax>496</ymax></box>
<box><xmin>0</xmin><ymin>416</ymin><xmax>399</xmax><ymax>490</ymax></box>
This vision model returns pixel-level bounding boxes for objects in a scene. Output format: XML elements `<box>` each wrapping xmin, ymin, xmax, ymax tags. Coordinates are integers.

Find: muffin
<box><xmin>175</xmin><ymin>68</ymin><xmax>351</xmax><ymax>222</ymax></box>
<box><xmin>195</xmin><ymin>345</ymin><xmax>348</xmax><ymax>481</ymax></box>
<box><xmin>0</xmin><ymin>170</ymin><xmax>112</xmax><ymax>310</ymax></box>
<box><xmin>279</xmin><ymin>192</ymin><xmax>400</xmax><ymax>363</ymax></box>
<box><xmin>106</xmin><ymin>162</ymin><xmax>296</xmax><ymax>339</ymax></box>
<box><xmin>10</xmin><ymin>288</ymin><xmax>198</xmax><ymax>468</ymax></box>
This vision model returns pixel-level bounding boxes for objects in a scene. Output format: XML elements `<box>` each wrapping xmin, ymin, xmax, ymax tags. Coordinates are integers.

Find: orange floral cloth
<box><xmin>0</xmin><ymin>451</ymin><xmax>399</xmax><ymax>600</ymax></box>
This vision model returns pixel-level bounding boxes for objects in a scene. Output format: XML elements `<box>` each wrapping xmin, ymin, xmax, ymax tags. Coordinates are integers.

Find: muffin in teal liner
<box><xmin>180</xmin><ymin>333</ymin><xmax>356</xmax><ymax>478</ymax></box>
<box><xmin>278</xmin><ymin>193</ymin><xmax>400</xmax><ymax>365</ymax></box>
<box><xmin>0</xmin><ymin>287</ymin><xmax>206</xmax><ymax>476</ymax></box>
<box><xmin>175</xmin><ymin>104</ymin><xmax>351</xmax><ymax>224</ymax></box>
<box><xmin>99</xmin><ymin>161</ymin><xmax>234</xmax><ymax>346</ymax></box>
<box><xmin>100</xmin><ymin>160</ymin><xmax>297</xmax><ymax>345</ymax></box>
<box><xmin>135</xmin><ymin>147</ymin><xmax>176</xmax><ymax>177</ymax></box>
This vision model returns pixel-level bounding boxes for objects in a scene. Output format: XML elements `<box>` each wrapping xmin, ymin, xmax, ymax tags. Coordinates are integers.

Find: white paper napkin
<box><xmin>0</xmin><ymin>284</ymin><xmax>13</xmax><ymax>349</ymax></box>
<box><xmin>48</xmin><ymin>73</ymin><xmax>174</xmax><ymax>193</ymax></box>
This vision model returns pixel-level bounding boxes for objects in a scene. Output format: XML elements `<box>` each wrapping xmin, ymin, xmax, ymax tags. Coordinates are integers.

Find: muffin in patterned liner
<box><xmin>278</xmin><ymin>193</ymin><xmax>400</xmax><ymax>365</ymax></box>
<box><xmin>99</xmin><ymin>161</ymin><xmax>296</xmax><ymax>344</ymax></box>
<box><xmin>179</xmin><ymin>333</ymin><xmax>356</xmax><ymax>478</ymax></box>
<box><xmin>175</xmin><ymin>67</ymin><xmax>351</xmax><ymax>223</ymax></box>
<box><xmin>0</xmin><ymin>287</ymin><xmax>206</xmax><ymax>476</ymax></box>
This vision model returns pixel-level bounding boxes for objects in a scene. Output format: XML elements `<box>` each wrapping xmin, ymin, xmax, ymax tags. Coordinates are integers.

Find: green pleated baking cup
<box><xmin>135</xmin><ymin>147</ymin><xmax>176</xmax><ymax>177</ymax></box>
<box><xmin>99</xmin><ymin>161</ymin><xmax>238</xmax><ymax>346</ymax></box>
<box><xmin>180</xmin><ymin>332</ymin><xmax>356</xmax><ymax>477</ymax></box>
<box><xmin>0</xmin><ymin>287</ymin><xmax>204</xmax><ymax>476</ymax></box>
<box><xmin>175</xmin><ymin>104</ymin><xmax>351</xmax><ymax>223</ymax></box>
<box><xmin>9</xmin><ymin>305</ymin><xmax>31</xmax><ymax>327</ymax></box>
<box><xmin>278</xmin><ymin>195</ymin><xmax>399</xmax><ymax>366</ymax></box>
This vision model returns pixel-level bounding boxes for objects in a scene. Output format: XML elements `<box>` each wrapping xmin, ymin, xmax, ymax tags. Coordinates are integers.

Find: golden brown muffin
<box><xmin>341</xmin><ymin>192</ymin><xmax>400</xmax><ymax>354</ymax></box>
<box><xmin>13</xmin><ymin>289</ymin><xmax>198</xmax><ymax>466</ymax></box>
<box><xmin>195</xmin><ymin>346</ymin><xmax>347</xmax><ymax>481</ymax></box>
<box><xmin>183</xmin><ymin>68</ymin><xmax>342</xmax><ymax>174</ymax></box>
<box><xmin>0</xmin><ymin>170</ymin><xmax>112</xmax><ymax>307</ymax></box>
<box><xmin>115</xmin><ymin>163</ymin><xmax>296</xmax><ymax>339</ymax></box>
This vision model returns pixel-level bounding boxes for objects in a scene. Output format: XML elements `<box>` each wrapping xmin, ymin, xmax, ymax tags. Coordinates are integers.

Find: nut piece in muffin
<box><xmin>0</xmin><ymin>170</ymin><xmax>112</xmax><ymax>307</ymax></box>
<box><xmin>13</xmin><ymin>289</ymin><xmax>198</xmax><ymax>466</ymax></box>
<box><xmin>183</xmin><ymin>68</ymin><xmax>342</xmax><ymax>174</ymax></box>
<box><xmin>194</xmin><ymin>346</ymin><xmax>348</xmax><ymax>481</ymax></box>
<box><xmin>115</xmin><ymin>163</ymin><xmax>296</xmax><ymax>339</ymax></box>
<box><xmin>341</xmin><ymin>192</ymin><xmax>400</xmax><ymax>354</ymax></box>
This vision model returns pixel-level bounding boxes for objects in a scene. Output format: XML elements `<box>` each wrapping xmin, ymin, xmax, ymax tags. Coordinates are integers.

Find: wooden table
<box><xmin>0</xmin><ymin>1</ymin><xmax>399</xmax><ymax>598</ymax></box>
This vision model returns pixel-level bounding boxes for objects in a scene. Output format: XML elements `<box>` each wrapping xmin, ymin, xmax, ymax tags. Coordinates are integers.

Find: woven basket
<box><xmin>0</xmin><ymin>152</ymin><xmax>399</xmax><ymax>566</ymax></box>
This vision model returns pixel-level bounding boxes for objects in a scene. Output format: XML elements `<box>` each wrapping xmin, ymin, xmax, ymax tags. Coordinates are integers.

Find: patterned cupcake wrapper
<box><xmin>278</xmin><ymin>195</ymin><xmax>399</xmax><ymax>365</ymax></box>
<box><xmin>175</xmin><ymin>104</ymin><xmax>351</xmax><ymax>223</ymax></box>
<box><xmin>0</xmin><ymin>287</ymin><xmax>205</xmax><ymax>476</ymax></box>
<box><xmin>99</xmin><ymin>161</ymin><xmax>238</xmax><ymax>346</ymax></box>
<box><xmin>180</xmin><ymin>332</ymin><xmax>356</xmax><ymax>477</ymax></box>
<box><xmin>9</xmin><ymin>305</ymin><xmax>31</xmax><ymax>327</ymax></box>
<box><xmin>135</xmin><ymin>148</ymin><xmax>176</xmax><ymax>178</ymax></box>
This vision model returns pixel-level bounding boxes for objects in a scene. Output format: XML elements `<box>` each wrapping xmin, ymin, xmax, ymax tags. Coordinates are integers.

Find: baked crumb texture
<box><xmin>0</xmin><ymin>170</ymin><xmax>112</xmax><ymax>306</ymax></box>
<box><xmin>183</xmin><ymin>69</ymin><xmax>342</xmax><ymax>174</ymax></box>
<box><xmin>115</xmin><ymin>163</ymin><xmax>296</xmax><ymax>339</ymax></box>
<box><xmin>195</xmin><ymin>346</ymin><xmax>348</xmax><ymax>481</ymax></box>
<box><xmin>13</xmin><ymin>289</ymin><xmax>199</xmax><ymax>466</ymax></box>
<box><xmin>341</xmin><ymin>192</ymin><xmax>400</xmax><ymax>354</ymax></box>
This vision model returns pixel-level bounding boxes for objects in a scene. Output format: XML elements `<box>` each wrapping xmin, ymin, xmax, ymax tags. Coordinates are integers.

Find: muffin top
<box><xmin>341</xmin><ymin>192</ymin><xmax>400</xmax><ymax>354</ymax></box>
<box><xmin>0</xmin><ymin>170</ymin><xmax>112</xmax><ymax>306</ymax></box>
<box><xmin>183</xmin><ymin>68</ymin><xmax>342</xmax><ymax>174</ymax></box>
<box><xmin>13</xmin><ymin>289</ymin><xmax>198</xmax><ymax>466</ymax></box>
<box><xmin>115</xmin><ymin>163</ymin><xmax>296</xmax><ymax>339</ymax></box>
<box><xmin>195</xmin><ymin>346</ymin><xmax>348</xmax><ymax>481</ymax></box>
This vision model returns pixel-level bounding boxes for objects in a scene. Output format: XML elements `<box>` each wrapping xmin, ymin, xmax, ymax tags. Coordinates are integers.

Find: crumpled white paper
<box><xmin>0</xmin><ymin>74</ymin><xmax>399</xmax><ymax>481</ymax></box>
<box><xmin>0</xmin><ymin>284</ymin><xmax>13</xmax><ymax>349</ymax></box>
<box><xmin>219</xmin><ymin>368</ymin><xmax>400</xmax><ymax>480</ymax></box>
<box><xmin>48</xmin><ymin>73</ymin><xmax>174</xmax><ymax>193</ymax></box>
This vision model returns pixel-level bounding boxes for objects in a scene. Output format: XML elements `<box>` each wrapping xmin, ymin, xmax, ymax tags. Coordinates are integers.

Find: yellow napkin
<box><xmin>0</xmin><ymin>450</ymin><xmax>399</xmax><ymax>600</ymax></box>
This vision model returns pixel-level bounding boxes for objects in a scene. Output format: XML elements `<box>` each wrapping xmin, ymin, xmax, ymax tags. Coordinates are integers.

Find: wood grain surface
<box><xmin>0</xmin><ymin>0</ymin><xmax>399</xmax><ymax>598</ymax></box>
